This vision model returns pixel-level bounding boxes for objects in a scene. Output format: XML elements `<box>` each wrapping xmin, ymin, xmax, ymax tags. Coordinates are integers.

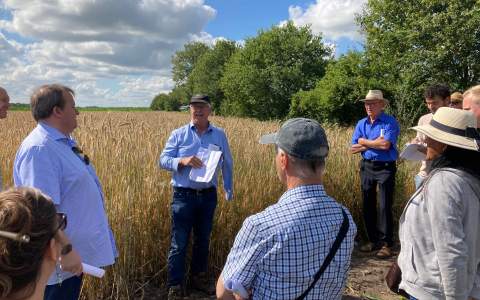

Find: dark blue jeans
<box><xmin>44</xmin><ymin>275</ymin><xmax>83</xmax><ymax>300</ymax></box>
<box><xmin>168</xmin><ymin>187</ymin><xmax>217</xmax><ymax>286</ymax></box>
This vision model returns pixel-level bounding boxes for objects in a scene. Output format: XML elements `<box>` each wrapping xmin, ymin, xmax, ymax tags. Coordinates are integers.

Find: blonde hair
<box><xmin>464</xmin><ymin>85</ymin><xmax>480</xmax><ymax>105</ymax></box>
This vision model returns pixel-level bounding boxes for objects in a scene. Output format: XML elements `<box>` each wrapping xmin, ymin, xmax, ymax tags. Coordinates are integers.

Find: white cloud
<box><xmin>287</xmin><ymin>0</ymin><xmax>366</xmax><ymax>41</ymax></box>
<box><xmin>0</xmin><ymin>0</ymin><xmax>215</xmax><ymax>106</ymax></box>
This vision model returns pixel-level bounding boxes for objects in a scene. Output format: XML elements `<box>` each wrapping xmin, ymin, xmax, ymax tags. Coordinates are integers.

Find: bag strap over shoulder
<box><xmin>295</xmin><ymin>209</ymin><xmax>350</xmax><ymax>300</ymax></box>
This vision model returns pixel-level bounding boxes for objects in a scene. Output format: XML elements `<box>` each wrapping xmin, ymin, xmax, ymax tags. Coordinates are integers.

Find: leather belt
<box><xmin>173</xmin><ymin>186</ymin><xmax>216</xmax><ymax>195</ymax></box>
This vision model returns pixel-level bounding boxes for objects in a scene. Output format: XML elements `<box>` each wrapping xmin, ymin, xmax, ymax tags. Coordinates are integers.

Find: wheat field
<box><xmin>0</xmin><ymin>111</ymin><xmax>417</xmax><ymax>299</ymax></box>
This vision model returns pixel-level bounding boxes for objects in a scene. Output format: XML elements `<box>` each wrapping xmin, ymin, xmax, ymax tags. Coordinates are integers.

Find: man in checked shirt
<box><xmin>216</xmin><ymin>118</ymin><xmax>356</xmax><ymax>300</ymax></box>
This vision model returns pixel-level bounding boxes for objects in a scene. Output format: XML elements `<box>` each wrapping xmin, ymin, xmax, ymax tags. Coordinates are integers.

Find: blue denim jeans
<box><xmin>44</xmin><ymin>275</ymin><xmax>83</xmax><ymax>300</ymax></box>
<box><xmin>410</xmin><ymin>296</ymin><xmax>417</xmax><ymax>300</ymax></box>
<box><xmin>168</xmin><ymin>187</ymin><xmax>217</xmax><ymax>286</ymax></box>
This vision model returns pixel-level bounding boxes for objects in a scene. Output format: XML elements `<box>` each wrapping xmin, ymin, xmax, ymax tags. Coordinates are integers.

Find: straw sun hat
<box><xmin>411</xmin><ymin>107</ymin><xmax>480</xmax><ymax>151</ymax></box>
<box><xmin>359</xmin><ymin>90</ymin><xmax>389</xmax><ymax>104</ymax></box>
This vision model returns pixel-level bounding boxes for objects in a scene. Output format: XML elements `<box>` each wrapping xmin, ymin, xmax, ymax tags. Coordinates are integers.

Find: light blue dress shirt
<box><xmin>160</xmin><ymin>122</ymin><xmax>234</xmax><ymax>200</ymax></box>
<box><xmin>13</xmin><ymin>122</ymin><xmax>117</xmax><ymax>285</ymax></box>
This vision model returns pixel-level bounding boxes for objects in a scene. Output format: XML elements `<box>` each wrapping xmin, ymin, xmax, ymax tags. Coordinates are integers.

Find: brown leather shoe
<box><xmin>376</xmin><ymin>245</ymin><xmax>393</xmax><ymax>259</ymax></box>
<box><xmin>359</xmin><ymin>242</ymin><xmax>375</xmax><ymax>252</ymax></box>
<box><xmin>191</xmin><ymin>272</ymin><xmax>215</xmax><ymax>295</ymax></box>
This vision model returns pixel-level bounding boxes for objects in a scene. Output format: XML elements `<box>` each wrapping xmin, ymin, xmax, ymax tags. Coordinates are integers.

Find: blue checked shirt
<box><xmin>221</xmin><ymin>184</ymin><xmax>357</xmax><ymax>299</ymax></box>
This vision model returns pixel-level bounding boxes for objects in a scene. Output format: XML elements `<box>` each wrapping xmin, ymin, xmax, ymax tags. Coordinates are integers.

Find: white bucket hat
<box><xmin>411</xmin><ymin>107</ymin><xmax>480</xmax><ymax>151</ymax></box>
<box><xmin>360</xmin><ymin>90</ymin><xmax>389</xmax><ymax>104</ymax></box>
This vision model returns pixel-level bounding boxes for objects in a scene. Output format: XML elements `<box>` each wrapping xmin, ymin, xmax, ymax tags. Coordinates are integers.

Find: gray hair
<box><xmin>30</xmin><ymin>84</ymin><xmax>74</xmax><ymax>121</ymax></box>
<box><xmin>278</xmin><ymin>147</ymin><xmax>325</xmax><ymax>179</ymax></box>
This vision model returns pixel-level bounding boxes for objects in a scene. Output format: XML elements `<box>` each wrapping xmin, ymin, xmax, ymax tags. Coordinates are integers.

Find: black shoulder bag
<box><xmin>295</xmin><ymin>209</ymin><xmax>350</xmax><ymax>300</ymax></box>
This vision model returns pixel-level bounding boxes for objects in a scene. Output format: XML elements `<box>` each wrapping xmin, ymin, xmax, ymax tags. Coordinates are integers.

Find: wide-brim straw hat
<box><xmin>359</xmin><ymin>90</ymin><xmax>389</xmax><ymax>104</ymax></box>
<box><xmin>411</xmin><ymin>107</ymin><xmax>480</xmax><ymax>151</ymax></box>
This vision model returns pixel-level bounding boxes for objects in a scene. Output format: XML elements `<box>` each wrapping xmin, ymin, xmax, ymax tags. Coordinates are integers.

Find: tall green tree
<box><xmin>150</xmin><ymin>93</ymin><xmax>181</xmax><ymax>111</ymax></box>
<box><xmin>289</xmin><ymin>52</ymin><xmax>386</xmax><ymax>125</ymax></box>
<box><xmin>358</xmin><ymin>0</ymin><xmax>480</xmax><ymax>125</ymax></box>
<box><xmin>190</xmin><ymin>40</ymin><xmax>238</xmax><ymax>112</ymax></box>
<box><xmin>171</xmin><ymin>42</ymin><xmax>210</xmax><ymax>99</ymax></box>
<box><xmin>220</xmin><ymin>22</ymin><xmax>332</xmax><ymax>120</ymax></box>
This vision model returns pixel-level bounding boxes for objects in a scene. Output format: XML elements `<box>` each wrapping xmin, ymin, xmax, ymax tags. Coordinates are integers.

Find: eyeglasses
<box><xmin>364</xmin><ymin>101</ymin><xmax>383</xmax><ymax>106</ymax></box>
<box><xmin>54</xmin><ymin>213</ymin><xmax>67</xmax><ymax>233</ymax></box>
<box><xmin>0</xmin><ymin>212</ymin><xmax>66</xmax><ymax>243</ymax></box>
<box><xmin>71</xmin><ymin>146</ymin><xmax>90</xmax><ymax>165</ymax></box>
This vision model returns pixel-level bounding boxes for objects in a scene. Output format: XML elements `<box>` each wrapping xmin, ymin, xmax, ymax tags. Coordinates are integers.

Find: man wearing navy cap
<box><xmin>217</xmin><ymin>118</ymin><xmax>356</xmax><ymax>300</ymax></box>
<box><xmin>160</xmin><ymin>94</ymin><xmax>234</xmax><ymax>299</ymax></box>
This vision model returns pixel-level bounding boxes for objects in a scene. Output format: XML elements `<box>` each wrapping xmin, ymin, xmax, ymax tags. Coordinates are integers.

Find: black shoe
<box><xmin>168</xmin><ymin>285</ymin><xmax>184</xmax><ymax>300</ymax></box>
<box><xmin>191</xmin><ymin>272</ymin><xmax>215</xmax><ymax>296</ymax></box>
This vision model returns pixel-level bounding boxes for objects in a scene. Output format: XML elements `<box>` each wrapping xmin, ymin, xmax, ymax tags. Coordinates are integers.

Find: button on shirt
<box><xmin>159</xmin><ymin>122</ymin><xmax>233</xmax><ymax>200</ymax></box>
<box><xmin>14</xmin><ymin>122</ymin><xmax>118</xmax><ymax>285</ymax></box>
<box><xmin>351</xmin><ymin>112</ymin><xmax>400</xmax><ymax>161</ymax></box>
<box><xmin>221</xmin><ymin>185</ymin><xmax>356</xmax><ymax>299</ymax></box>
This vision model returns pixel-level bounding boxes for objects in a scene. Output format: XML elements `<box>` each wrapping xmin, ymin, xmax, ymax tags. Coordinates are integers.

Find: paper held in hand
<box><xmin>82</xmin><ymin>263</ymin><xmax>105</xmax><ymax>278</ymax></box>
<box><xmin>399</xmin><ymin>143</ymin><xmax>426</xmax><ymax>161</ymax></box>
<box><xmin>189</xmin><ymin>144</ymin><xmax>222</xmax><ymax>183</ymax></box>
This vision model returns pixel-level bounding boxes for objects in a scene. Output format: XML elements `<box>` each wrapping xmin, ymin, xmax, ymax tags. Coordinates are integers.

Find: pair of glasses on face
<box><xmin>0</xmin><ymin>212</ymin><xmax>67</xmax><ymax>243</ymax></box>
<box><xmin>71</xmin><ymin>146</ymin><xmax>90</xmax><ymax>165</ymax></box>
<box><xmin>54</xmin><ymin>213</ymin><xmax>67</xmax><ymax>233</ymax></box>
<box><xmin>49</xmin><ymin>212</ymin><xmax>68</xmax><ymax>241</ymax></box>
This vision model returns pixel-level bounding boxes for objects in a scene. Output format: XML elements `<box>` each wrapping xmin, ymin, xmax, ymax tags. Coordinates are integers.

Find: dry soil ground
<box><xmin>137</xmin><ymin>250</ymin><xmax>402</xmax><ymax>300</ymax></box>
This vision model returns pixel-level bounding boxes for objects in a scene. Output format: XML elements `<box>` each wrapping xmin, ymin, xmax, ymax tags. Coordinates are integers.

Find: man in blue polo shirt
<box><xmin>351</xmin><ymin>90</ymin><xmax>400</xmax><ymax>258</ymax></box>
<box><xmin>160</xmin><ymin>94</ymin><xmax>233</xmax><ymax>299</ymax></box>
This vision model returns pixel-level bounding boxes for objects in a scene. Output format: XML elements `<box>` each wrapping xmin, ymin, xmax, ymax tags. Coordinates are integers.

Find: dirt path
<box><xmin>138</xmin><ymin>250</ymin><xmax>400</xmax><ymax>300</ymax></box>
<box><xmin>344</xmin><ymin>250</ymin><xmax>399</xmax><ymax>300</ymax></box>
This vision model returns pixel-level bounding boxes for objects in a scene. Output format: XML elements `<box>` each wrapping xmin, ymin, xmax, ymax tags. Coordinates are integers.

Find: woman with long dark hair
<box><xmin>398</xmin><ymin>107</ymin><xmax>480</xmax><ymax>299</ymax></box>
<box><xmin>0</xmin><ymin>187</ymin><xmax>80</xmax><ymax>300</ymax></box>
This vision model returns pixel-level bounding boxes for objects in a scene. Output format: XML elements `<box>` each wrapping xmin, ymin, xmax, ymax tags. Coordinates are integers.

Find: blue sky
<box><xmin>0</xmin><ymin>0</ymin><xmax>365</xmax><ymax>107</ymax></box>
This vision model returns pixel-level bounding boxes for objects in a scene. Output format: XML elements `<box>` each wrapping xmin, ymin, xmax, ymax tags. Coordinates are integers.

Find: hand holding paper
<box><xmin>189</xmin><ymin>144</ymin><xmax>222</xmax><ymax>183</ymax></box>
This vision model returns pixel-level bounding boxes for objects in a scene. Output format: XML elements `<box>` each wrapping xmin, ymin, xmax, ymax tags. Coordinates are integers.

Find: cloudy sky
<box><xmin>0</xmin><ymin>0</ymin><xmax>366</xmax><ymax>107</ymax></box>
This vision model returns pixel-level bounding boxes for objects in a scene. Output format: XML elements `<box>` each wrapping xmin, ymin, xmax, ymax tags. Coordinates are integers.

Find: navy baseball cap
<box><xmin>190</xmin><ymin>94</ymin><xmax>210</xmax><ymax>104</ymax></box>
<box><xmin>259</xmin><ymin>118</ymin><xmax>329</xmax><ymax>159</ymax></box>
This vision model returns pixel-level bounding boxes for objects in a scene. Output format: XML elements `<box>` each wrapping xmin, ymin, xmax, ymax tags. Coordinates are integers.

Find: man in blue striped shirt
<box><xmin>217</xmin><ymin>118</ymin><xmax>356</xmax><ymax>300</ymax></box>
<box><xmin>160</xmin><ymin>94</ymin><xmax>233</xmax><ymax>299</ymax></box>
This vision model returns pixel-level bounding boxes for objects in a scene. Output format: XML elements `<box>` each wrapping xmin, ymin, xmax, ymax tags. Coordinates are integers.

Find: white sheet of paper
<box><xmin>400</xmin><ymin>143</ymin><xmax>426</xmax><ymax>161</ymax></box>
<box><xmin>189</xmin><ymin>145</ymin><xmax>222</xmax><ymax>183</ymax></box>
<box><xmin>82</xmin><ymin>263</ymin><xmax>105</xmax><ymax>278</ymax></box>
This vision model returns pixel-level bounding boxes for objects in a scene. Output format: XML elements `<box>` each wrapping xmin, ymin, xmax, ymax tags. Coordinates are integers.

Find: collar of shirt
<box><xmin>278</xmin><ymin>184</ymin><xmax>327</xmax><ymax>205</ymax></box>
<box><xmin>365</xmin><ymin>111</ymin><xmax>387</xmax><ymax>125</ymax></box>
<box><xmin>189</xmin><ymin>121</ymin><xmax>213</xmax><ymax>133</ymax></box>
<box><xmin>38</xmin><ymin>122</ymin><xmax>77</xmax><ymax>147</ymax></box>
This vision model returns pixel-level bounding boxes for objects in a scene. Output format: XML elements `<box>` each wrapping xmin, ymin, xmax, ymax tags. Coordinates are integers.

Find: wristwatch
<box><xmin>61</xmin><ymin>243</ymin><xmax>73</xmax><ymax>255</ymax></box>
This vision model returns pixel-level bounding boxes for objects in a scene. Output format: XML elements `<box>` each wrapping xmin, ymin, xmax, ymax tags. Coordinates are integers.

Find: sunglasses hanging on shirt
<box><xmin>71</xmin><ymin>146</ymin><xmax>90</xmax><ymax>165</ymax></box>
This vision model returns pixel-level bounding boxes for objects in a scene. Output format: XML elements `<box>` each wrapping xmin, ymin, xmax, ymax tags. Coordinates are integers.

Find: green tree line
<box><xmin>151</xmin><ymin>0</ymin><xmax>480</xmax><ymax>126</ymax></box>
